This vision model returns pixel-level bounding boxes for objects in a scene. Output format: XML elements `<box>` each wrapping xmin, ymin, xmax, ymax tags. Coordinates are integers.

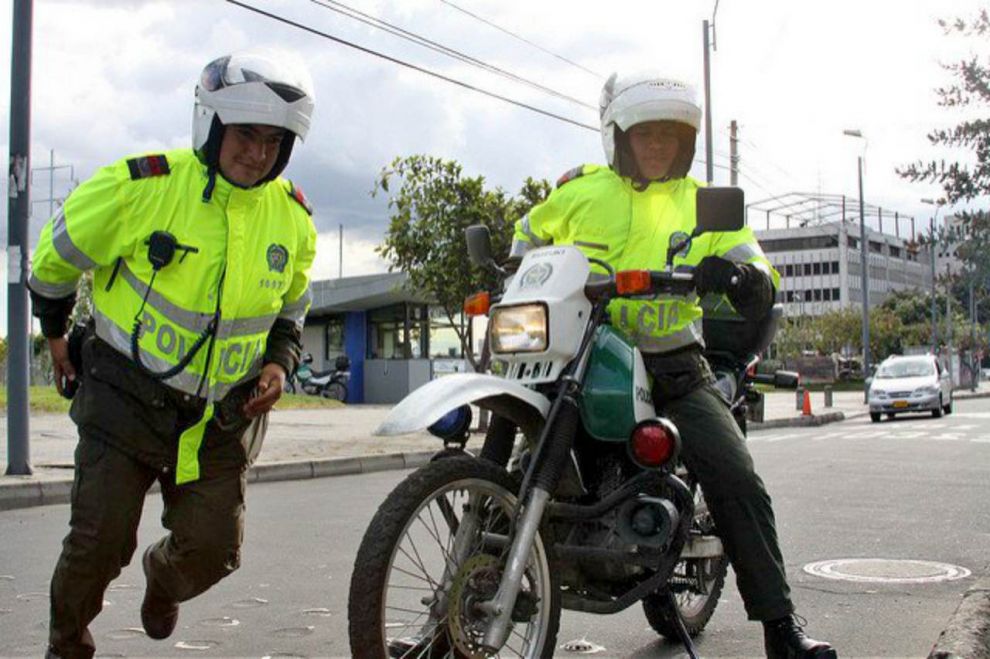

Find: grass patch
<box><xmin>0</xmin><ymin>386</ymin><xmax>343</xmax><ymax>414</ymax></box>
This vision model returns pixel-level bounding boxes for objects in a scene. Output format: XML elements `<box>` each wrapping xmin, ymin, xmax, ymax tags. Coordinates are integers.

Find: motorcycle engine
<box><xmin>572</xmin><ymin>453</ymin><xmax>647</xmax><ymax>583</ymax></box>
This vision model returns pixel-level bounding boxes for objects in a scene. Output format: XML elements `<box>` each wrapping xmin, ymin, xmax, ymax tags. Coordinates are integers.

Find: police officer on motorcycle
<box><xmin>510</xmin><ymin>72</ymin><xmax>836</xmax><ymax>658</ymax></box>
<box><xmin>29</xmin><ymin>50</ymin><xmax>318</xmax><ymax>659</ymax></box>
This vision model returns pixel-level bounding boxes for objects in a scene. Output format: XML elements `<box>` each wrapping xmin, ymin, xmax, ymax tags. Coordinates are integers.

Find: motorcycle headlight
<box><xmin>490</xmin><ymin>303</ymin><xmax>548</xmax><ymax>354</ymax></box>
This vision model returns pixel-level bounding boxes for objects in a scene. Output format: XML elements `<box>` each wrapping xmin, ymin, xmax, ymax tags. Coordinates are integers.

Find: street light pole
<box><xmin>844</xmin><ymin>129</ymin><xmax>870</xmax><ymax>394</ymax></box>
<box><xmin>921</xmin><ymin>198</ymin><xmax>945</xmax><ymax>353</ymax></box>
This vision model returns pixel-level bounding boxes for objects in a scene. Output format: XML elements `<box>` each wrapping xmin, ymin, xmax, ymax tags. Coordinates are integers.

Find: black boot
<box><xmin>140</xmin><ymin>547</ymin><xmax>179</xmax><ymax>640</ymax></box>
<box><xmin>763</xmin><ymin>615</ymin><xmax>837</xmax><ymax>659</ymax></box>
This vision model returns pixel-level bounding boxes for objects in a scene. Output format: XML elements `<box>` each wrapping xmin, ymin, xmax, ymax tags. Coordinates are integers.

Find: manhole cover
<box><xmin>804</xmin><ymin>559</ymin><xmax>971</xmax><ymax>584</ymax></box>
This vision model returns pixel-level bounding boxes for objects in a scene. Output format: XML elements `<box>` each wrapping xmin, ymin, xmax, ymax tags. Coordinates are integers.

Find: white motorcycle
<box><xmin>348</xmin><ymin>188</ymin><xmax>750</xmax><ymax>659</ymax></box>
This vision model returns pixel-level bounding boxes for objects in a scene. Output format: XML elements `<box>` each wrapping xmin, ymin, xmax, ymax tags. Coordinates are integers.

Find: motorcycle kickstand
<box><xmin>660</xmin><ymin>588</ymin><xmax>700</xmax><ymax>659</ymax></box>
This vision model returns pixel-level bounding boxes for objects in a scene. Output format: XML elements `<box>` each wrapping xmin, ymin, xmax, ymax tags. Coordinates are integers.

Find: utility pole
<box><xmin>6</xmin><ymin>0</ymin><xmax>34</xmax><ymax>476</ymax></box>
<box><xmin>338</xmin><ymin>224</ymin><xmax>343</xmax><ymax>279</ymax></box>
<box><xmin>922</xmin><ymin>199</ymin><xmax>945</xmax><ymax>353</ymax></box>
<box><xmin>702</xmin><ymin>14</ymin><xmax>717</xmax><ymax>184</ymax></box>
<box><xmin>729</xmin><ymin>119</ymin><xmax>739</xmax><ymax>186</ymax></box>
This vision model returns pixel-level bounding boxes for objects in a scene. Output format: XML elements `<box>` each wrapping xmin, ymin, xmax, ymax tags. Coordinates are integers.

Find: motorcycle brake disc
<box><xmin>447</xmin><ymin>553</ymin><xmax>502</xmax><ymax>658</ymax></box>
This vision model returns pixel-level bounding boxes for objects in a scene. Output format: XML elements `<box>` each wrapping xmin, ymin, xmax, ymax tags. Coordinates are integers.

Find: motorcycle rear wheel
<box><xmin>348</xmin><ymin>456</ymin><xmax>560</xmax><ymax>659</ymax></box>
<box><xmin>641</xmin><ymin>490</ymin><xmax>728</xmax><ymax>640</ymax></box>
<box><xmin>323</xmin><ymin>381</ymin><xmax>347</xmax><ymax>401</ymax></box>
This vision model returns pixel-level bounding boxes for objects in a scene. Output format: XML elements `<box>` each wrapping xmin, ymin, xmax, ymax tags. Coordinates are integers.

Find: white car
<box><xmin>868</xmin><ymin>355</ymin><xmax>953</xmax><ymax>423</ymax></box>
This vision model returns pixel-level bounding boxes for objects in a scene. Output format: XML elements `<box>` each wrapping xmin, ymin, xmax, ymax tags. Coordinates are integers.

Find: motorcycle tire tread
<box><xmin>347</xmin><ymin>456</ymin><xmax>561</xmax><ymax>659</ymax></box>
<box><xmin>641</xmin><ymin>553</ymin><xmax>729</xmax><ymax>640</ymax></box>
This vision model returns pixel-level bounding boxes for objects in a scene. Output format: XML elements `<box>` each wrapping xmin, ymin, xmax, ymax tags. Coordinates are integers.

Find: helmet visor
<box><xmin>200</xmin><ymin>51</ymin><xmax>314</xmax><ymax>102</ymax></box>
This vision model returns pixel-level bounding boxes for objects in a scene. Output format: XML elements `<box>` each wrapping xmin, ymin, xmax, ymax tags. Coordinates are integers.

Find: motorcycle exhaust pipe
<box><xmin>616</xmin><ymin>496</ymin><xmax>680</xmax><ymax>549</ymax></box>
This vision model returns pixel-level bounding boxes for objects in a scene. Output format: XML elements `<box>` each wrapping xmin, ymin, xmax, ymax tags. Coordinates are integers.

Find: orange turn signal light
<box><xmin>615</xmin><ymin>270</ymin><xmax>652</xmax><ymax>295</ymax></box>
<box><xmin>464</xmin><ymin>291</ymin><xmax>491</xmax><ymax>316</ymax></box>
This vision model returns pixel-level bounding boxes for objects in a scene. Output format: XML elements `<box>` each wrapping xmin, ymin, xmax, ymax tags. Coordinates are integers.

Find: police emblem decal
<box><xmin>518</xmin><ymin>262</ymin><xmax>553</xmax><ymax>290</ymax></box>
<box><xmin>267</xmin><ymin>244</ymin><xmax>289</xmax><ymax>273</ymax></box>
<box><xmin>668</xmin><ymin>231</ymin><xmax>691</xmax><ymax>258</ymax></box>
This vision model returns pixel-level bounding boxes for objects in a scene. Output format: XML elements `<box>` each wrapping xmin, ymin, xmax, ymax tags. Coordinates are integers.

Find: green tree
<box><xmin>898</xmin><ymin>9</ymin><xmax>990</xmax><ymax>307</ymax></box>
<box><xmin>374</xmin><ymin>155</ymin><xmax>549</xmax><ymax>370</ymax></box>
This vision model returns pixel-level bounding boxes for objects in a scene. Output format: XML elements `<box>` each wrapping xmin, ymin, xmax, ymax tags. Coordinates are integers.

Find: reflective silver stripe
<box><xmin>721</xmin><ymin>243</ymin><xmax>760</xmax><ymax>264</ymax></box>
<box><xmin>119</xmin><ymin>261</ymin><xmax>276</xmax><ymax>337</ymax></box>
<box><xmin>120</xmin><ymin>262</ymin><xmax>214</xmax><ymax>333</ymax></box>
<box><xmin>635</xmin><ymin>322</ymin><xmax>704</xmax><ymax>353</ymax></box>
<box><xmin>751</xmin><ymin>261</ymin><xmax>772</xmax><ymax>277</ymax></box>
<box><xmin>278</xmin><ymin>286</ymin><xmax>312</xmax><ymax>326</ymax></box>
<box><xmin>93</xmin><ymin>309</ymin><xmax>261</xmax><ymax>400</ymax></box>
<box><xmin>509</xmin><ymin>238</ymin><xmax>536</xmax><ymax>258</ymax></box>
<box><xmin>51</xmin><ymin>208</ymin><xmax>97</xmax><ymax>270</ymax></box>
<box><xmin>28</xmin><ymin>272</ymin><xmax>78</xmax><ymax>298</ymax></box>
<box><xmin>228</xmin><ymin>314</ymin><xmax>277</xmax><ymax>336</ymax></box>
<box><xmin>519</xmin><ymin>215</ymin><xmax>547</xmax><ymax>247</ymax></box>
<box><xmin>574</xmin><ymin>240</ymin><xmax>609</xmax><ymax>251</ymax></box>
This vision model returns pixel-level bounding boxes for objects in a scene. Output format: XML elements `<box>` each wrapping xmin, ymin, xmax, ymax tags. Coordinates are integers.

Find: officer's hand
<box><xmin>695</xmin><ymin>256</ymin><xmax>742</xmax><ymax>296</ymax></box>
<box><xmin>243</xmin><ymin>362</ymin><xmax>286</xmax><ymax>418</ymax></box>
<box><xmin>48</xmin><ymin>337</ymin><xmax>77</xmax><ymax>397</ymax></box>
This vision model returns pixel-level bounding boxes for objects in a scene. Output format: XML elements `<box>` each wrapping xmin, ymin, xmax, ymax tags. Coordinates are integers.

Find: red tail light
<box><xmin>629</xmin><ymin>420</ymin><xmax>680</xmax><ymax>469</ymax></box>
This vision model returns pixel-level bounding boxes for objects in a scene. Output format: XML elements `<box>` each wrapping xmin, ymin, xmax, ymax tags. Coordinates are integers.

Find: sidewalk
<box><xmin>2</xmin><ymin>384</ymin><xmax>988</xmax><ymax>512</ymax></box>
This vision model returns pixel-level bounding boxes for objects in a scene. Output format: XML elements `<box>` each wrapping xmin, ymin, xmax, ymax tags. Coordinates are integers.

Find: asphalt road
<box><xmin>1</xmin><ymin>398</ymin><xmax>988</xmax><ymax>658</ymax></box>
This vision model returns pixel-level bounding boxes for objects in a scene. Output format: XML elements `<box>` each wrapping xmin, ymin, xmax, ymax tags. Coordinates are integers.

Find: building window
<box><xmin>831</xmin><ymin>261</ymin><xmax>840</xmax><ymax>274</ymax></box>
<box><xmin>823</xmin><ymin>289</ymin><xmax>831</xmax><ymax>301</ymax></box>
<box><xmin>813</xmin><ymin>289</ymin><xmax>822</xmax><ymax>301</ymax></box>
<box><xmin>889</xmin><ymin>245</ymin><xmax>901</xmax><ymax>258</ymax></box>
<box><xmin>784</xmin><ymin>264</ymin><xmax>794</xmax><ymax>277</ymax></box>
<box><xmin>367</xmin><ymin>303</ymin><xmax>429</xmax><ymax>359</ymax></box>
<box><xmin>813</xmin><ymin>262</ymin><xmax>822</xmax><ymax>275</ymax></box>
<box><xmin>848</xmin><ymin>236</ymin><xmax>858</xmax><ymax>249</ymax></box>
<box><xmin>833</xmin><ymin>288</ymin><xmax>841</xmax><ymax>301</ymax></box>
<box><xmin>325</xmin><ymin>315</ymin><xmax>344</xmax><ymax>362</ymax></box>
<box><xmin>804</xmin><ymin>290</ymin><xmax>812</xmax><ymax>302</ymax></box>
<box><xmin>429</xmin><ymin>308</ymin><xmax>467</xmax><ymax>358</ymax></box>
<box><xmin>869</xmin><ymin>240</ymin><xmax>883</xmax><ymax>254</ymax></box>
<box><xmin>803</xmin><ymin>263</ymin><xmax>812</xmax><ymax>276</ymax></box>
<box><xmin>760</xmin><ymin>235</ymin><xmax>839</xmax><ymax>252</ymax></box>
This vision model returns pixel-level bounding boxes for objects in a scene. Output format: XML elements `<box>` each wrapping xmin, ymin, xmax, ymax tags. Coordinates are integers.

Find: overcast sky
<box><xmin>1</xmin><ymin>0</ymin><xmax>988</xmax><ymax>332</ymax></box>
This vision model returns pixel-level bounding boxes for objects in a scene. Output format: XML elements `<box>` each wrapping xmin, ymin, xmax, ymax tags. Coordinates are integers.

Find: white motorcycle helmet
<box><xmin>193</xmin><ymin>49</ymin><xmax>315</xmax><ymax>186</ymax></box>
<box><xmin>599</xmin><ymin>72</ymin><xmax>701</xmax><ymax>179</ymax></box>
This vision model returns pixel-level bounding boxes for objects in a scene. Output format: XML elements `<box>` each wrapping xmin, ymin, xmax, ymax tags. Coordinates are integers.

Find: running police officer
<box><xmin>29</xmin><ymin>50</ymin><xmax>318</xmax><ymax>659</ymax></box>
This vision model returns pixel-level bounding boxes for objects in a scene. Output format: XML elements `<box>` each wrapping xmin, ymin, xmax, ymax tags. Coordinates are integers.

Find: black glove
<box><xmin>695</xmin><ymin>256</ymin><xmax>742</xmax><ymax>296</ymax></box>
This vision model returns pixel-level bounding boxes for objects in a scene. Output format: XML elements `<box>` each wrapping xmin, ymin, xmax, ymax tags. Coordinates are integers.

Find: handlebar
<box><xmin>584</xmin><ymin>268</ymin><xmax>697</xmax><ymax>302</ymax></box>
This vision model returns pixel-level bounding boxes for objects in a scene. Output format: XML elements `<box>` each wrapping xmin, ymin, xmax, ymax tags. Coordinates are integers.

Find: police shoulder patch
<box><xmin>555</xmin><ymin>165</ymin><xmax>586</xmax><ymax>189</ymax></box>
<box><xmin>286</xmin><ymin>181</ymin><xmax>313</xmax><ymax>215</ymax></box>
<box><xmin>126</xmin><ymin>154</ymin><xmax>170</xmax><ymax>180</ymax></box>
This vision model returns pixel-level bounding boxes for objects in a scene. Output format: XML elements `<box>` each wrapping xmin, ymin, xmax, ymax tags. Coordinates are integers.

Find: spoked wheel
<box><xmin>642</xmin><ymin>486</ymin><xmax>727</xmax><ymax>639</ymax></box>
<box><xmin>348</xmin><ymin>456</ymin><xmax>560</xmax><ymax>659</ymax></box>
<box><xmin>323</xmin><ymin>381</ymin><xmax>348</xmax><ymax>401</ymax></box>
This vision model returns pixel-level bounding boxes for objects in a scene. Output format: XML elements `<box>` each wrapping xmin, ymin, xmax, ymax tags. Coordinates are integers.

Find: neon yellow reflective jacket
<box><xmin>512</xmin><ymin>164</ymin><xmax>779</xmax><ymax>353</ymax></box>
<box><xmin>30</xmin><ymin>149</ymin><xmax>317</xmax><ymax>482</ymax></box>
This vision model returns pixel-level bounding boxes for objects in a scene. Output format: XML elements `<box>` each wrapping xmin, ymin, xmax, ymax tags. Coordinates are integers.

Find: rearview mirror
<box><xmin>696</xmin><ymin>187</ymin><xmax>745</xmax><ymax>234</ymax></box>
<box><xmin>465</xmin><ymin>225</ymin><xmax>494</xmax><ymax>268</ymax></box>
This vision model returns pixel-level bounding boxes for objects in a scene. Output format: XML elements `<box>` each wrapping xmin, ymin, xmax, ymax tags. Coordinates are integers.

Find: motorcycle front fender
<box><xmin>374</xmin><ymin>373</ymin><xmax>551</xmax><ymax>437</ymax></box>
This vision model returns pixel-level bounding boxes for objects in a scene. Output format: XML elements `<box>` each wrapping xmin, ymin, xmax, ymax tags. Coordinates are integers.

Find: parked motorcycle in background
<box><xmin>286</xmin><ymin>352</ymin><xmax>350</xmax><ymax>401</ymax></box>
<box><xmin>347</xmin><ymin>188</ymin><xmax>793</xmax><ymax>659</ymax></box>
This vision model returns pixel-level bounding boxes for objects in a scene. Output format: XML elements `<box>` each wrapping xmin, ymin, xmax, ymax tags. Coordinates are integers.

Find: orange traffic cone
<box><xmin>802</xmin><ymin>390</ymin><xmax>812</xmax><ymax>416</ymax></box>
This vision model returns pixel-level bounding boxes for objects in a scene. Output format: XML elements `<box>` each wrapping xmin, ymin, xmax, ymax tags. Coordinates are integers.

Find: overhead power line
<box><xmin>438</xmin><ymin>0</ymin><xmax>604</xmax><ymax>80</ymax></box>
<box><xmin>226</xmin><ymin>0</ymin><xmax>599</xmax><ymax>132</ymax></box>
<box><xmin>308</xmin><ymin>0</ymin><xmax>596</xmax><ymax>110</ymax></box>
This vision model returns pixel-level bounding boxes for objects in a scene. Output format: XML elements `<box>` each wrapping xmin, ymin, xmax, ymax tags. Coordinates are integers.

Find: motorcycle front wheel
<box><xmin>348</xmin><ymin>456</ymin><xmax>560</xmax><ymax>659</ymax></box>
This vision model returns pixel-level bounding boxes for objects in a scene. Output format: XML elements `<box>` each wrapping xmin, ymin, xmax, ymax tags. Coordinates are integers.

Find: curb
<box><xmin>929</xmin><ymin>572</ymin><xmax>990</xmax><ymax>659</ymax></box>
<box><xmin>750</xmin><ymin>411</ymin><xmax>846</xmax><ymax>430</ymax></box>
<box><xmin>0</xmin><ymin>450</ymin><xmax>439</xmax><ymax>513</ymax></box>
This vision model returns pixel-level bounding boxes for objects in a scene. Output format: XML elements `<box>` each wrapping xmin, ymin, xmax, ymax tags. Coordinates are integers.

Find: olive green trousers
<box><xmin>658</xmin><ymin>380</ymin><xmax>795</xmax><ymax>622</ymax></box>
<box><xmin>48</xmin><ymin>434</ymin><xmax>245</xmax><ymax>659</ymax></box>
